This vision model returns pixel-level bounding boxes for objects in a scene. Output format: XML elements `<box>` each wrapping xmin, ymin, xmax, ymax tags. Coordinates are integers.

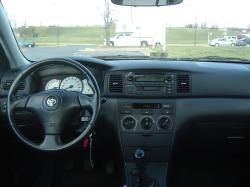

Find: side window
<box><xmin>125</xmin><ymin>33</ymin><xmax>132</xmax><ymax>36</ymax></box>
<box><xmin>116</xmin><ymin>33</ymin><xmax>123</xmax><ymax>39</ymax></box>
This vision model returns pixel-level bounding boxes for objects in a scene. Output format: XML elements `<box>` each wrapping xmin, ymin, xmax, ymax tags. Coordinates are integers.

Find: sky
<box><xmin>2</xmin><ymin>0</ymin><xmax>250</xmax><ymax>29</ymax></box>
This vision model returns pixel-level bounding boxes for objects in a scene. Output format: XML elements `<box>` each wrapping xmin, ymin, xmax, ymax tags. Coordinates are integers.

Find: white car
<box><xmin>109</xmin><ymin>32</ymin><xmax>154</xmax><ymax>47</ymax></box>
<box><xmin>209</xmin><ymin>38</ymin><xmax>236</xmax><ymax>47</ymax></box>
<box><xmin>224</xmin><ymin>36</ymin><xmax>237</xmax><ymax>43</ymax></box>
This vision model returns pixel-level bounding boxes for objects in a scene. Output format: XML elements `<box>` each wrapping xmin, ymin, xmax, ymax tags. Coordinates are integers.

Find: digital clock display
<box><xmin>132</xmin><ymin>103</ymin><xmax>162</xmax><ymax>109</ymax></box>
<box><xmin>135</xmin><ymin>75</ymin><xmax>164</xmax><ymax>82</ymax></box>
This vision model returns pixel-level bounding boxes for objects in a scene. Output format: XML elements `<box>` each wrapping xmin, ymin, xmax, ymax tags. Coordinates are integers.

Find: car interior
<box><xmin>1</xmin><ymin>0</ymin><xmax>250</xmax><ymax>187</ymax></box>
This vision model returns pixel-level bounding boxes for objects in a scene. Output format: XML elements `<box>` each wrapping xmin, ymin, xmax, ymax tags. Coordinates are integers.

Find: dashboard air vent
<box><xmin>2</xmin><ymin>80</ymin><xmax>25</xmax><ymax>91</ymax></box>
<box><xmin>177</xmin><ymin>74</ymin><xmax>191</xmax><ymax>94</ymax></box>
<box><xmin>109</xmin><ymin>74</ymin><xmax>123</xmax><ymax>93</ymax></box>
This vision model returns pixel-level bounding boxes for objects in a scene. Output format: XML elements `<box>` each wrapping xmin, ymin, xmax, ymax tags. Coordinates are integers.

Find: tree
<box><xmin>103</xmin><ymin>0</ymin><xmax>113</xmax><ymax>47</ymax></box>
<box><xmin>210</xmin><ymin>24</ymin><xmax>219</xmax><ymax>29</ymax></box>
<box><xmin>200</xmin><ymin>22</ymin><xmax>207</xmax><ymax>29</ymax></box>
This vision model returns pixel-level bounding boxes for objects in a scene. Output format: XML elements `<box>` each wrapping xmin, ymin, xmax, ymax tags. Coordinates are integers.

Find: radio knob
<box><xmin>166</xmin><ymin>75</ymin><xmax>173</xmax><ymax>82</ymax></box>
<box><xmin>127</xmin><ymin>75</ymin><xmax>134</xmax><ymax>81</ymax></box>
<box><xmin>158</xmin><ymin>116</ymin><xmax>172</xmax><ymax>130</ymax></box>
<box><xmin>141</xmin><ymin>117</ymin><xmax>154</xmax><ymax>130</ymax></box>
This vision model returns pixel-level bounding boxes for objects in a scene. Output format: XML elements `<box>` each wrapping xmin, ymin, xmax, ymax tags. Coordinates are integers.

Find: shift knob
<box><xmin>134</xmin><ymin>149</ymin><xmax>145</xmax><ymax>159</ymax></box>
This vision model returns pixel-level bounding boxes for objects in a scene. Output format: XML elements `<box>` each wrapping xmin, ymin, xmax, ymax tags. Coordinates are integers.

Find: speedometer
<box><xmin>60</xmin><ymin>76</ymin><xmax>83</xmax><ymax>92</ymax></box>
<box><xmin>45</xmin><ymin>79</ymin><xmax>61</xmax><ymax>90</ymax></box>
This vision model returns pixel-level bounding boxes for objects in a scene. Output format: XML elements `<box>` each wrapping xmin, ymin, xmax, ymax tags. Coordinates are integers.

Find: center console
<box><xmin>118</xmin><ymin>100</ymin><xmax>175</xmax><ymax>187</ymax></box>
<box><xmin>106</xmin><ymin>70</ymin><xmax>184</xmax><ymax>186</ymax></box>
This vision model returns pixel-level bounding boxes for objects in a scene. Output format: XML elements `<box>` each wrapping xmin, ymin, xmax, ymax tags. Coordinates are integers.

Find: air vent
<box><xmin>109</xmin><ymin>74</ymin><xmax>123</xmax><ymax>93</ymax></box>
<box><xmin>2</xmin><ymin>80</ymin><xmax>25</xmax><ymax>91</ymax></box>
<box><xmin>177</xmin><ymin>74</ymin><xmax>191</xmax><ymax>94</ymax></box>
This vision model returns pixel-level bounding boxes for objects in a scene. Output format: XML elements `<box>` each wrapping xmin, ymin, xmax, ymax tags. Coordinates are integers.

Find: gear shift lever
<box><xmin>133</xmin><ymin>149</ymin><xmax>156</xmax><ymax>187</ymax></box>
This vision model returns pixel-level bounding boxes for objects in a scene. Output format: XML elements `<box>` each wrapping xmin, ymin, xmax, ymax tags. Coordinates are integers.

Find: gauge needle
<box><xmin>64</xmin><ymin>85</ymin><xmax>74</xmax><ymax>90</ymax></box>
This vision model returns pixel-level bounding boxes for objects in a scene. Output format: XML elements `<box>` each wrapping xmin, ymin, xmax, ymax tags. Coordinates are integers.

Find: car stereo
<box><xmin>124</xmin><ymin>72</ymin><xmax>176</xmax><ymax>96</ymax></box>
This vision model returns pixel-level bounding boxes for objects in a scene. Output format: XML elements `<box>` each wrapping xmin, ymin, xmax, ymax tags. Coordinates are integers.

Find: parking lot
<box><xmin>21</xmin><ymin>45</ymin><xmax>150</xmax><ymax>60</ymax></box>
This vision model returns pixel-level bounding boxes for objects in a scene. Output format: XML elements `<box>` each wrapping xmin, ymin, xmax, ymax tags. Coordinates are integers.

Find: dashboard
<box><xmin>1</xmin><ymin>57</ymin><xmax>250</xmax><ymax>165</ymax></box>
<box><xmin>1</xmin><ymin>57</ymin><xmax>250</xmax><ymax>187</ymax></box>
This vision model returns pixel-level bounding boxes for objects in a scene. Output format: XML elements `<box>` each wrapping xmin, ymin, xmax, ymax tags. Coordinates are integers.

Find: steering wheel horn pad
<box><xmin>42</xmin><ymin>94</ymin><xmax>61</xmax><ymax>111</ymax></box>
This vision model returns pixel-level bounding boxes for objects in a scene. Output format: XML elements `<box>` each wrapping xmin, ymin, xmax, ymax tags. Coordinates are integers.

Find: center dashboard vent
<box><xmin>2</xmin><ymin>80</ymin><xmax>26</xmax><ymax>91</ymax></box>
<box><xmin>177</xmin><ymin>74</ymin><xmax>191</xmax><ymax>94</ymax></box>
<box><xmin>108</xmin><ymin>74</ymin><xmax>123</xmax><ymax>93</ymax></box>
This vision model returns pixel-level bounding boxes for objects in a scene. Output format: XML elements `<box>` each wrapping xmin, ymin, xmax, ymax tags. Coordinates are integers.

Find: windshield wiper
<box><xmin>95</xmin><ymin>55</ymin><xmax>250</xmax><ymax>63</ymax></box>
<box><xmin>183</xmin><ymin>56</ymin><xmax>250</xmax><ymax>63</ymax></box>
<box><xmin>95</xmin><ymin>55</ymin><xmax>167</xmax><ymax>60</ymax></box>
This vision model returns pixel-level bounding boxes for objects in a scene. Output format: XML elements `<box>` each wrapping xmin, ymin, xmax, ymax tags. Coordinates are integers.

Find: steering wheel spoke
<box><xmin>9</xmin><ymin>95</ymin><xmax>30</xmax><ymax>111</ymax></box>
<box><xmin>78</xmin><ymin>93</ymin><xmax>96</xmax><ymax>111</ymax></box>
<box><xmin>40</xmin><ymin>134</ymin><xmax>62</xmax><ymax>150</ymax></box>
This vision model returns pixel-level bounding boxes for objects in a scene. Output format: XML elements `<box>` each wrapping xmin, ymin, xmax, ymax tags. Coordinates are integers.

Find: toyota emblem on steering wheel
<box><xmin>46</xmin><ymin>96</ymin><xmax>57</xmax><ymax>107</ymax></box>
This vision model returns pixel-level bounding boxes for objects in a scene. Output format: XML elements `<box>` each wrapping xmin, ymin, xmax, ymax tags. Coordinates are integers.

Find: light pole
<box><xmin>208</xmin><ymin>32</ymin><xmax>212</xmax><ymax>44</ymax></box>
<box><xmin>194</xmin><ymin>16</ymin><xmax>197</xmax><ymax>46</ymax></box>
<box><xmin>130</xmin><ymin>7</ymin><xmax>133</xmax><ymax>24</ymax></box>
<box><xmin>56</xmin><ymin>25</ymin><xmax>60</xmax><ymax>45</ymax></box>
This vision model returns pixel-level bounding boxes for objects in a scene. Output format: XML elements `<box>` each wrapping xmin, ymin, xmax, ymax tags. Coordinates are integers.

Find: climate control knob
<box><xmin>141</xmin><ymin>117</ymin><xmax>154</xmax><ymax>130</ymax></box>
<box><xmin>122</xmin><ymin>116</ymin><xmax>136</xmax><ymax>130</ymax></box>
<box><xmin>158</xmin><ymin>116</ymin><xmax>172</xmax><ymax>130</ymax></box>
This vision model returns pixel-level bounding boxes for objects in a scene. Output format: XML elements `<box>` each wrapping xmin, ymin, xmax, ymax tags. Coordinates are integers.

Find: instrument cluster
<box><xmin>42</xmin><ymin>75</ymin><xmax>94</xmax><ymax>95</ymax></box>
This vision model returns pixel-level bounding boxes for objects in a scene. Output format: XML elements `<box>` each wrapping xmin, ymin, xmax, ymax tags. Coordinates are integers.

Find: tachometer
<box><xmin>45</xmin><ymin>79</ymin><xmax>61</xmax><ymax>90</ymax></box>
<box><xmin>60</xmin><ymin>76</ymin><xmax>83</xmax><ymax>92</ymax></box>
<box><xmin>82</xmin><ymin>79</ymin><xmax>94</xmax><ymax>95</ymax></box>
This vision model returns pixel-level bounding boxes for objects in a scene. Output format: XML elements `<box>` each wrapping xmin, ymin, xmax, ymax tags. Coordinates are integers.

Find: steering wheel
<box><xmin>7</xmin><ymin>58</ymin><xmax>101</xmax><ymax>151</ymax></box>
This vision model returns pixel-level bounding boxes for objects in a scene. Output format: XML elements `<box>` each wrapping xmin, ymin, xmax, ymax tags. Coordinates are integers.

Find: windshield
<box><xmin>2</xmin><ymin>0</ymin><xmax>250</xmax><ymax>61</ymax></box>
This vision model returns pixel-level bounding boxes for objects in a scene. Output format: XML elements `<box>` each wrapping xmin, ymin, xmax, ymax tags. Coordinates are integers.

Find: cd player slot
<box><xmin>137</xmin><ymin>86</ymin><xmax>164</xmax><ymax>91</ymax></box>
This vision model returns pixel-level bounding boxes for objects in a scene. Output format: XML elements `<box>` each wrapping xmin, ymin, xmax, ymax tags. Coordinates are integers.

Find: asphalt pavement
<box><xmin>20</xmin><ymin>44</ymin><xmax>149</xmax><ymax>60</ymax></box>
<box><xmin>21</xmin><ymin>45</ymin><xmax>94</xmax><ymax>60</ymax></box>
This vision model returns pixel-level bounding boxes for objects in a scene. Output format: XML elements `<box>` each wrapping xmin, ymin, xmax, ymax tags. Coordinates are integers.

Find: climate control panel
<box><xmin>119</xmin><ymin>101</ymin><xmax>175</xmax><ymax>133</ymax></box>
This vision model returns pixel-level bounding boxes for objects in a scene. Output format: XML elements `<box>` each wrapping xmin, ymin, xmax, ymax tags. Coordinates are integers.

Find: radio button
<box><xmin>162</xmin><ymin>104</ymin><xmax>171</xmax><ymax>108</ymax></box>
<box><xmin>162</xmin><ymin>109</ymin><xmax>172</xmax><ymax>115</ymax></box>
<box><xmin>120</xmin><ymin>110</ymin><xmax>132</xmax><ymax>114</ymax></box>
<box><xmin>141</xmin><ymin>110</ymin><xmax>153</xmax><ymax>115</ymax></box>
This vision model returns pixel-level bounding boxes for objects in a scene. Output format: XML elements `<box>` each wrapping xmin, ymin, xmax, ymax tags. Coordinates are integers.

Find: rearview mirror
<box><xmin>111</xmin><ymin>0</ymin><xmax>183</xmax><ymax>6</ymax></box>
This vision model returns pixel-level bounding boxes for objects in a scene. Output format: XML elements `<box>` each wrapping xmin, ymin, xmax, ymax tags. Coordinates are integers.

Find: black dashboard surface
<box><xmin>1</xmin><ymin>58</ymin><xmax>250</xmax><ymax>98</ymax></box>
<box><xmin>2</xmin><ymin>58</ymin><xmax>250</xmax><ymax>131</ymax></box>
<box><xmin>1</xmin><ymin>58</ymin><xmax>250</xmax><ymax>163</ymax></box>
<box><xmin>104</xmin><ymin>59</ymin><xmax>250</xmax><ymax>98</ymax></box>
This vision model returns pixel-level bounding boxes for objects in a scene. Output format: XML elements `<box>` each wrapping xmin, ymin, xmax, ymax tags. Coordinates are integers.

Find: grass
<box><xmin>16</xmin><ymin>25</ymin><xmax>116</xmax><ymax>45</ymax></box>
<box><xmin>166</xmin><ymin>28</ymin><xmax>239</xmax><ymax>44</ymax></box>
<box><xmin>166</xmin><ymin>46</ymin><xmax>250</xmax><ymax>59</ymax></box>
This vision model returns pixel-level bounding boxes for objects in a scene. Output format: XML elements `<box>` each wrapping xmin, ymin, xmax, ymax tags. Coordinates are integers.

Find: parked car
<box><xmin>108</xmin><ymin>32</ymin><xmax>156</xmax><ymax>47</ymax></box>
<box><xmin>223</xmin><ymin>36</ymin><xmax>237</xmax><ymax>43</ymax></box>
<box><xmin>236</xmin><ymin>34</ymin><xmax>250</xmax><ymax>46</ymax></box>
<box><xmin>18</xmin><ymin>40</ymin><xmax>35</xmax><ymax>47</ymax></box>
<box><xmin>209</xmin><ymin>38</ymin><xmax>236</xmax><ymax>47</ymax></box>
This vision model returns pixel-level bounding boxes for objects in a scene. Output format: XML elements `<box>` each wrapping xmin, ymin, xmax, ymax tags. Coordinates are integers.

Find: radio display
<box><xmin>133</xmin><ymin>103</ymin><xmax>162</xmax><ymax>109</ymax></box>
<box><xmin>135</xmin><ymin>75</ymin><xmax>164</xmax><ymax>82</ymax></box>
